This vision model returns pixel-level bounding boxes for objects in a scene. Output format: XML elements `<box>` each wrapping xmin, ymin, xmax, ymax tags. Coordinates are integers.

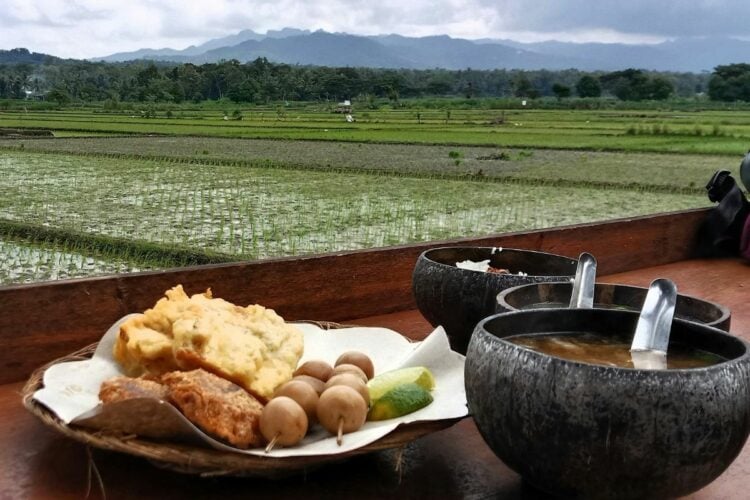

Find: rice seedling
<box><xmin>1</xmin><ymin>136</ymin><xmax>736</xmax><ymax>192</ymax></box>
<box><xmin>0</xmin><ymin>146</ymin><xmax>710</xmax><ymax>284</ymax></box>
<box><xmin>0</xmin><ymin>102</ymin><xmax>738</xmax><ymax>288</ymax></box>
<box><xmin>0</xmin><ymin>235</ymin><xmax>163</xmax><ymax>285</ymax></box>
<box><xmin>2</xmin><ymin>106</ymin><xmax>750</xmax><ymax>155</ymax></box>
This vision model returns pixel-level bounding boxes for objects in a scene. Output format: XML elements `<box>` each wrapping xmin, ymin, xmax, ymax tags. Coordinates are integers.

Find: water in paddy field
<box><xmin>0</xmin><ymin>152</ymin><xmax>708</xmax><ymax>284</ymax></box>
<box><xmin>0</xmin><ymin>237</ymin><xmax>158</xmax><ymax>285</ymax></box>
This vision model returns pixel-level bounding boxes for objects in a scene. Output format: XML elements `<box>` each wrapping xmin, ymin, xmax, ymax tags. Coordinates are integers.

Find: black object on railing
<box><xmin>696</xmin><ymin>158</ymin><xmax>749</xmax><ymax>258</ymax></box>
<box><xmin>706</xmin><ymin>170</ymin><xmax>736</xmax><ymax>203</ymax></box>
<box><xmin>741</xmin><ymin>150</ymin><xmax>750</xmax><ymax>192</ymax></box>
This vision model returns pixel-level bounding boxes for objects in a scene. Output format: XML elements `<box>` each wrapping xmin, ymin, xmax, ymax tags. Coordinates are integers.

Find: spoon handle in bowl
<box><xmin>569</xmin><ymin>252</ymin><xmax>597</xmax><ymax>309</ymax></box>
<box><xmin>631</xmin><ymin>278</ymin><xmax>677</xmax><ymax>370</ymax></box>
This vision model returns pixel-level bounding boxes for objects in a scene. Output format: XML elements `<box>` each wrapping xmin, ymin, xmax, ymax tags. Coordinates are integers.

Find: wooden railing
<box><xmin>0</xmin><ymin>208</ymin><xmax>709</xmax><ymax>384</ymax></box>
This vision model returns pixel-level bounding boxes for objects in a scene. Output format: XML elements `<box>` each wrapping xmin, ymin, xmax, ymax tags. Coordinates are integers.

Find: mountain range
<box><xmin>38</xmin><ymin>29</ymin><xmax>750</xmax><ymax>73</ymax></box>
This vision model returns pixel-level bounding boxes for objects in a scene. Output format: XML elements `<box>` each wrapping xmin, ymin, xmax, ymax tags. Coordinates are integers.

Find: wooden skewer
<box><xmin>337</xmin><ymin>417</ymin><xmax>344</xmax><ymax>446</ymax></box>
<box><xmin>265</xmin><ymin>434</ymin><xmax>279</xmax><ymax>453</ymax></box>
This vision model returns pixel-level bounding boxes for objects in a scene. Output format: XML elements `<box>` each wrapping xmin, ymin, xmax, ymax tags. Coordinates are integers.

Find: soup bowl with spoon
<box><xmin>465</xmin><ymin>279</ymin><xmax>750</xmax><ymax>499</ymax></box>
<box><xmin>495</xmin><ymin>281</ymin><xmax>731</xmax><ymax>331</ymax></box>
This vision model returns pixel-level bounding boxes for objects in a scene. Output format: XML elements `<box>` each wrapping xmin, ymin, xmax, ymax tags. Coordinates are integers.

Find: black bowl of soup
<box><xmin>412</xmin><ymin>247</ymin><xmax>577</xmax><ymax>354</ymax></box>
<box><xmin>465</xmin><ymin>308</ymin><xmax>750</xmax><ymax>499</ymax></box>
<box><xmin>496</xmin><ymin>281</ymin><xmax>731</xmax><ymax>331</ymax></box>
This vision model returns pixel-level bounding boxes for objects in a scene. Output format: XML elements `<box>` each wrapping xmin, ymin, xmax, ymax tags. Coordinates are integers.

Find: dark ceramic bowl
<box><xmin>496</xmin><ymin>281</ymin><xmax>732</xmax><ymax>331</ymax></box>
<box><xmin>412</xmin><ymin>247</ymin><xmax>577</xmax><ymax>354</ymax></box>
<box><xmin>465</xmin><ymin>308</ymin><xmax>750</xmax><ymax>499</ymax></box>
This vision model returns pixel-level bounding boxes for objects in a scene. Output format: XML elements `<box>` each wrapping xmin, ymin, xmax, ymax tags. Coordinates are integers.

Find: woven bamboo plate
<box><xmin>21</xmin><ymin>321</ymin><xmax>463</xmax><ymax>478</ymax></box>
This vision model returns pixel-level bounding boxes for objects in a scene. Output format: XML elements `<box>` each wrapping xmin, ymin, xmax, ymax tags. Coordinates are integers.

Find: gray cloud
<box><xmin>0</xmin><ymin>0</ymin><xmax>747</xmax><ymax>58</ymax></box>
<box><xmin>480</xmin><ymin>0</ymin><xmax>750</xmax><ymax>38</ymax></box>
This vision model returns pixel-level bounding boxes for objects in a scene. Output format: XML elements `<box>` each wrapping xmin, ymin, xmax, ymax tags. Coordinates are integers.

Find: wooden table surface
<box><xmin>1</xmin><ymin>257</ymin><xmax>749</xmax><ymax>499</ymax></box>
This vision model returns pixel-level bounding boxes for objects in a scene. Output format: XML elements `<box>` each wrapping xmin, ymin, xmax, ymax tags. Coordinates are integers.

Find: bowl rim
<box><xmin>418</xmin><ymin>246</ymin><xmax>578</xmax><ymax>278</ymax></box>
<box><xmin>495</xmin><ymin>281</ymin><xmax>732</xmax><ymax>328</ymax></box>
<box><xmin>472</xmin><ymin>308</ymin><xmax>750</xmax><ymax>374</ymax></box>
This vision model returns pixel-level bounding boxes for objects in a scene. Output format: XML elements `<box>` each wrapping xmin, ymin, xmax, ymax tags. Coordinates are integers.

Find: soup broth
<box><xmin>509</xmin><ymin>332</ymin><xmax>725</xmax><ymax>369</ymax></box>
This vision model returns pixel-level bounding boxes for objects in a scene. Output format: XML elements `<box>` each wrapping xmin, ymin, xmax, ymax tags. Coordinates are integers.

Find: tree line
<box><xmin>0</xmin><ymin>49</ymin><xmax>742</xmax><ymax>105</ymax></box>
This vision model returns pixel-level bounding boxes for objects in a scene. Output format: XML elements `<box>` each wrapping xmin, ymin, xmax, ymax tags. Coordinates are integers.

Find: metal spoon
<box><xmin>630</xmin><ymin>278</ymin><xmax>677</xmax><ymax>370</ymax></box>
<box><xmin>569</xmin><ymin>252</ymin><xmax>597</xmax><ymax>309</ymax></box>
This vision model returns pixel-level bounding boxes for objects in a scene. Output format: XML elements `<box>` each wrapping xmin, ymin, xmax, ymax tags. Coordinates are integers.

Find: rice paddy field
<box><xmin>1</xmin><ymin>136</ymin><xmax>735</xmax><ymax>191</ymax></box>
<box><xmin>2</xmin><ymin>106</ymin><xmax>750</xmax><ymax>154</ymax></box>
<box><xmin>0</xmin><ymin>236</ymin><xmax>162</xmax><ymax>283</ymax></box>
<box><xmin>2</xmin><ymin>103</ymin><xmax>746</xmax><ymax>286</ymax></box>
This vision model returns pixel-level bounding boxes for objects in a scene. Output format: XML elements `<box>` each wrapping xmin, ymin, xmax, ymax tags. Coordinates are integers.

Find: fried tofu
<box><xmin>99</xmin><ymin>375</ymin><xmax>169</xmax><ymax>404</ymax></box>
<box><xmin>162</xmin><ymin>369</ymin><xmax>264</xmax><ymax>449</ymax></box>
<box><xmin>114</xmin><ymin>322</ymin><xmax>179</xmax><ymax>376</ymax></box>
<box><xmin>113</xmin><ymin>285</ymin><xmax>304</xmax><ymax>400</ymax></box>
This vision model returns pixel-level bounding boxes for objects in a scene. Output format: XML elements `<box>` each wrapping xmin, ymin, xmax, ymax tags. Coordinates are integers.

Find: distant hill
<box><xmin>94</xmin><ymin>30</ymin><xmax>580</xmax><ymax>70</ymax></box>
<box><xmin>487</xmin><ymin>37</ymin><xmax>750</xmax><ymax>72</ymax></box>
<box><xmin>191</xmin><ymin>32</ymin><xmax>415</xmax><ymax>67</ymax></box>
<box><xmin>0</xmin><ymin>48</ymin><xmax>61</xmax><ymax>65</ymax></box>
<box><xmin>367</xmin><ymin>34</ymin><xmax>575</xmax><ymax>70</ymax></box>
<box><xmin>89</xmin><ymin>29</ymin><xmax>750</xmax><ymax>72</ymax></box>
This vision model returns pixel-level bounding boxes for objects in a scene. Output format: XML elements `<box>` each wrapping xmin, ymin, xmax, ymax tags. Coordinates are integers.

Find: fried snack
<box><xmin>113</xmin><ymin>285</ymin><xmax>304</xmax><ymax>400</ymax></box>
<box><xmin>162</xmin><ymin>369</ymin><xmax>264</xmax><ymax>449</ymax></box>
<box><xmin>113</xmin><ymin>285</ymin><xmax>193</xmax><ymax>375</ymax></box>
<box><xmin>99</xmin><ymin>375</ymin><xmax>169</xmax><ymax>404</ymax></box>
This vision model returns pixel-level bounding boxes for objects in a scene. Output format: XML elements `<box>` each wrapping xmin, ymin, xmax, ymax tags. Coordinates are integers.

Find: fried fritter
<box><xmin>113</xmin><ymin>285</ymin><xmax>304</xmax><ymax>400</ymax></box>
<box><xmin>99</xmin><ymin>375</ymin><xmax>169</xmax><ymax>404</ymax></box>
<box><xmin>114</xmin><ymin>321</ymin><xmax>179</xmax><ymax>376</ymax></box>
<box><xmin>113</xmin><ymin>285</ymin><xmax>192</xmax><ymax>375</ymax></box>
<box><xmin>162</xmin><ymin>369</ymin><xmax>264</xmax><ymax>449</ymax></box>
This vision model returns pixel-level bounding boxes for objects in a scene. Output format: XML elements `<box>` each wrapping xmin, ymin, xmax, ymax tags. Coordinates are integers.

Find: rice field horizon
<box><xmin>2</xmin><ymin>105</ymin><xmax>742</xmax><ymax>285</ymax></box>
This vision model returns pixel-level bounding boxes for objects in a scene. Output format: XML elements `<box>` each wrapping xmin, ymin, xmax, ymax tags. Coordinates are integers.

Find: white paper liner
<box><xmin>33</xmin><ymin>316</ymin><xmax>467</xmax><ymax>457</ymax></box>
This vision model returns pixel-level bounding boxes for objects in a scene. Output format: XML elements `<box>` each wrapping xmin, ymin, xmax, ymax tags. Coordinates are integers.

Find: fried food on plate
<box><xmin>113</xmin><ymin>285</ymin><xmax>192</xmax><ymax>375</ymax></box>
<box><xmin>113</xmin><ymin>285</ymin><xmax>304</xmax><ymax>400</ymax></box>
<box><xmin>99</xmin><ymin>375</ymin><xmax>168</xmax><ymax>404</ymax></box>
<box><xmin>162</xmin><ymin>369</ymin><xmax>264</xmax><ymax>448</ymax></box>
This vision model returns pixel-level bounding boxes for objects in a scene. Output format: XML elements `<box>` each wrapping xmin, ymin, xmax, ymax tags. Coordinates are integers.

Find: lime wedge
<box><xmin>367</xmin><ymin>383</ymin><xmax>434</xmax><ymax>421</ymax></box>
<box><xmin>367</xmin><ymin>366</ymin><xmax>435</xmax><ymax>402</ymax></box>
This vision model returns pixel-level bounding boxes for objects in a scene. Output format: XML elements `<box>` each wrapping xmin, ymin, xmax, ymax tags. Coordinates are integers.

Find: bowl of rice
<box><xmin>411</xmin><ymin>247</ymin><xmax>577</xmax><ymax>354</ymax></box>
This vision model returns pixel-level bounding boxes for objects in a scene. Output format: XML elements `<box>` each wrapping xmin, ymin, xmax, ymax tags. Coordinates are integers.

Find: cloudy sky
<box><xmin>1</xmin><ymin>0</ymin><xmax>748</xmax><ymax>59</ymax></box>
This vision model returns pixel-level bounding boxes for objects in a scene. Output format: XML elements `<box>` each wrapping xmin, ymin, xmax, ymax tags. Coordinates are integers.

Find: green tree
<box><xmin>426</xmin><ymin>77</ymin><xmax>452</xmax><ymax>95</ymax></box>
<box><xmin>46</xmin><ymin>87</ymin><xmax>71</xmax><ymax>106</ymax></box>
<box><xmin>575</xmin><ymin>75</ymin><xmax>601</xmax><ymax>98</ymax></box>
<box><xmin>136</xmin><ymin>63</ymin><xmax>160</xmax><ymax>87</ymax></box>
<box><xmin>551</xmin><ymin>83</ymin><xmax>571</xmax><ymax>100</ymax></box>
<box><xmin>708</xmin><ymin>63</ymin><xmax>750</xmax><ymax>102</ymax></box>
<box><xmin>645</xmin><ymin>76</ymin><xmax>674</xmax><ymax>100</ymax></box>
<box><xmin>513</xmin><ymin>74</ymin><xmax>538</xmax><ymax>98</ymax></box>
<box><xmin>102</xmin><ymin>96</ymin><xmax>120</xmax><ymax>111</ymax></box>
<box><xmin>0</xmin><ymin>54</ymin><xmax>710</xmax><ymax>104</ymax></box>
<box><xmin>387</xmin><ymin>86</ymin><xmax>400</xmax><ymax>104</ymax></box>
<box><xmin>464</xmin><ymin>81</ymin><xmax>475</xmax><ymax>99</ymax></box>
<box><xmin>599</xmin><ymin>69</ymin><xmax>672</xmax><ymax>101</ymax></box>
<box><xmin>600</xmin><ymin>69</ymin><xmax>648</xmax><ymax>100</ymax></box>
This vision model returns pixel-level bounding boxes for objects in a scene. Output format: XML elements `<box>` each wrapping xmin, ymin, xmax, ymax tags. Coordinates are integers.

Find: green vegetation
<box><xmin>600</xmin><ymin>70</ymin><xmax>674</xmax><ymax>101</ymax></box>
<box><xmin>3</xmin><ymin>106</ymin><xmax>750</xmax><ymax>156</ymax></box>
<box><xmin>708</xmin><ymin>64</ymin><xmax>750</xmax><ymax>102</ymax></box>
<box><xmin>576</xmin><ymin>76</ymin><xmax>602</xmax><ymax>98</ymax></box>
<box><xmin>1</xmin><ymin>96</ymin><xmax>745</xmax><ymax>286</ymax></box>
<box><xmin>0</xmin><ymin>149</ymin><xmax>707</xmax><ymax>285</ymax></box>
<box><xmin>2</xmin><ymin>38</ymin><xmax>748</xmax><ymax>290</ymax></box>
<box><xmin>0</xmin><ymin>136</ymin><xmax>731</xmax><ymax>191</ymax></box>
<box><xmin>0</xmin><ymin>55</ymin><xmax>714</xmax><ymax>104</ymax></box>
<box><xmin>0</xmin><ymin>235</ymin><xmax>164</xmax><ymax>284</ymax></box>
